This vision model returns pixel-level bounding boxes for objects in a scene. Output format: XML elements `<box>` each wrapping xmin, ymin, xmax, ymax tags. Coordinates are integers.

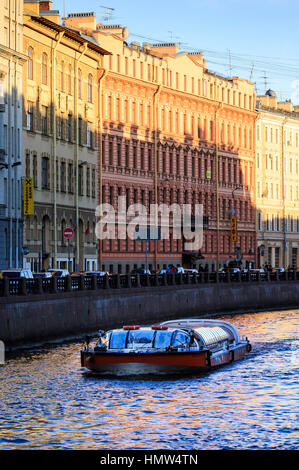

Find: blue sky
<box><xmin>53</xmin><ymin>0</ymin><xmax>299</xmax><ymax>103</ymax></box>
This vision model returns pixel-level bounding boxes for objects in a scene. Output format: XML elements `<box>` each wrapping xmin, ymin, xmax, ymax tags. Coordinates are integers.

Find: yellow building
<box><xmin>22</xmin><ymin>1</ymin><xmax>109</xmax><ymax>271</ymax></box>
<box><xmin>256</xmin><ymin>89</ymin><xmax>299</xmax><ymax>269</ymax></box>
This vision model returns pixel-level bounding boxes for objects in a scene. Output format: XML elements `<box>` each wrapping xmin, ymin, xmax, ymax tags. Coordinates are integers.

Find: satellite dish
<box><xmin>122</xmin><ymin>27</ymin><xmax>129</xmax><ymax>39</ymax></box>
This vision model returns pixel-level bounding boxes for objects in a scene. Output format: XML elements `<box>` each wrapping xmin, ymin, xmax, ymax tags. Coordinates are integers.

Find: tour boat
<box><xmin>80</xmin><ymin>318</ymin><xmax>252</xmax><ymax>375</ymax></box>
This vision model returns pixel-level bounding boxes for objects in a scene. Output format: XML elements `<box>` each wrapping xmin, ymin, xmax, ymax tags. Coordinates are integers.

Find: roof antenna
<box><xmin>175</xmin><ymin>36</ymin><xmax>182</xmax><ymax>51</ymax></box>
<box><xmin>261</xmin><ymin>71</ymin><xmax>268</xmax><ymax>93</ymax></box>
<box><xmin>100</xmin><ymin>5</ymin><xmax>115</xmax><ymax>24</ymax></box>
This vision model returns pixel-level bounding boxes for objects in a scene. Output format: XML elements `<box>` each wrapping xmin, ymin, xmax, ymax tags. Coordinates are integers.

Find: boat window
<box><xmin>109</xmin><ymin>330</ymin><xmax>127</xmax><ymax>349</ymax></box>
<box><xmin>172</xmin><ymin>331</ymin><xmax>190</xmax><ymax>348</ymax></box>
<box><xmin>127</xmin><ymin>329</ymin><xmax>155</xmax><ymax>349</ymax></box>
<box><xmin>154</xmin><ymin>330</ymin><xmax>173</xmax><ymax>349</ymax></box>
<box><xmin>96</xmin><ymin>332</ymin><xmax>110</xmax><ymax>348</ymax></box>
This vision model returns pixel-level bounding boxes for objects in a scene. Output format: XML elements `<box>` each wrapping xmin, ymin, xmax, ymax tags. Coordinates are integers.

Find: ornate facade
<box><xmin>63</xmin><ymin>13</ymin><xmax>257</xmax><ymax>273</ymax></box>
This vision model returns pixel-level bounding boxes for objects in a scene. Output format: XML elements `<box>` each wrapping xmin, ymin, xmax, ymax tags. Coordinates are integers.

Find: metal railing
<box><xmin>1</xmin><ymin>270</ymin><xmax>299</xmax><ymax>297</ymax></box>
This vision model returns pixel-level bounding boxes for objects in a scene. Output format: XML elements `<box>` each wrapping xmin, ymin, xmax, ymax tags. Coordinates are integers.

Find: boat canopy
<box><xmin>193</xmin><ymin>326</ymin><xmax>229</xmax><ymax>348</ymax></box>
<box><xmin>161</xmin><ymin>319</ymin><xmax>240</xmax><ymax>343</ymax></box>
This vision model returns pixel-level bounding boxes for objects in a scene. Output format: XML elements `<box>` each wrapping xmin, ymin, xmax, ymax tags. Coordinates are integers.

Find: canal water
<box><xmin>0</xmin><ymin>309</ymin><xmax>298</xmax><ymax>450</ymax></box>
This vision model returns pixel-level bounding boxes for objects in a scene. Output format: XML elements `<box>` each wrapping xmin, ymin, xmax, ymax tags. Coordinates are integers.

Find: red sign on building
<box><xmin>63</xmin><ymin>227</ymin><xmax>74</xmax><ymax>239</ymax></box>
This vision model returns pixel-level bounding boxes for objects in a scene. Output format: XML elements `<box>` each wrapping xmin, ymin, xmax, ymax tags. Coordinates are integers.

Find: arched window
<box><xmin>27</xmin><ymin>47</ymin><xmax>33</xmax><ymax>80</ymax></box>
<box><xmin>87</xmin><ymin>73</ymin><xmax>92</xmax><ymax>103</ymax></box>
<box><xmin>41</xmin><ymin>52</ymin><xmax>47</xmax><ymax>85</ymax></box>
<box><xmin>78</xmin><ymin>68</ymin><xmax>82</xmax><ymax>99</ymax></box>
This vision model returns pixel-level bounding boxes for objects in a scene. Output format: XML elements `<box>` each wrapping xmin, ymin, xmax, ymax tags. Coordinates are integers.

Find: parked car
<box><xmin>47</xmin><ymin>269</ymin><xmax>70</xmax><ymax>277</ymax></box>
<box><xmin>84</xmin><ymin>271</ymin><xmax>109</xmax><ymax>277</ymax></box>
<box><xmin>176</xmin><ymin>267</ymin><xmax>184</xmax><ymax>274</ymax></box>
<box><xmin>131</xmin><ymin>268</ymin><xmax>151</xmax><ymax>275</ymax></box>
<box><xmin>183</xmin><ymin>268</ymin><xmax>198</xmax><ymax>274</ymax></box>
<box><xmin>0</xmin><ymin>269</ymin><xmax>33</xmax><ymax>279</ymax></box>
<box><xmin>33</xmin><ymin>272</ymin><xmax>52</xmax><ymax>279</ymax></box>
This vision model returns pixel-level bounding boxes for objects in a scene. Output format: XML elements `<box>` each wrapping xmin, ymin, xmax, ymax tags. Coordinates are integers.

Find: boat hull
<box><xmin>81</xmin><ymin>343</ymin><xmax>249</xmax><ymax>375</ymax></box>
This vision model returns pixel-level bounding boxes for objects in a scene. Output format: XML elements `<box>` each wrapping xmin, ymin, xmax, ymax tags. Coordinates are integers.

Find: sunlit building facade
<box><xmin>22</xmin><ymin>1</ymin><xmax>109</xmax><ymax>271</ymax></box>
<box><xmin>63</xmin><ymin>12</ymin><xmax>257</xmax><ymax>273</ymax></box>
<box><xmin>256</xmin><ymin>90</ymin><xmax>299</xmax><ymax>269</ymax></box>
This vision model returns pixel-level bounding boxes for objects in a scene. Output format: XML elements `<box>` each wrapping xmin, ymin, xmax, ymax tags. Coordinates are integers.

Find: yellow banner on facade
<box><xmin>230</xmin><ymin>216</ymin><xmax>237</xmax><ymax>243</ymax></box>
<box><xmin>24</xmin><ymin>177</ymin><xmax>33</xmax><ymax>215</ymax></box>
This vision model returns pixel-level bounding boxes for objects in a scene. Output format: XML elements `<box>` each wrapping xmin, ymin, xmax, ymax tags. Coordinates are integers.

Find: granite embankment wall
<box><xmin>0</xmin><ymin>281</ymin><xmax>299</xmax><ymax>349</ymax></box>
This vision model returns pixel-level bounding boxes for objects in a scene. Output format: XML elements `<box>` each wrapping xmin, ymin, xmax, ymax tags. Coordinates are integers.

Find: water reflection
<box><xmin>0</xmin><ymin>310</ymin><xmax>298</xmax><ymax>449</ymax></box>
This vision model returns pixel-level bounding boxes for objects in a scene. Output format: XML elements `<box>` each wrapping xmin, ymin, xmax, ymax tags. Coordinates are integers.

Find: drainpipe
<box><xmin>97</xmin><ymin>67</ymin><xmax>107</xmax><ymax>270</ymax></box>
<box><xmin>254</xmin><ymin>113</ymin><xmax>260</xmax><ymax>268</ymax></box>
<box><xmin>215</xmin><ymin>102</ymin><xmax>222</xmax><ymax>272</ymax></box>
<box><xmin>75</xmin><ymin>42</ymin><xmax>88</xmax><ymax>271</ymax></box>
<box><xmin>52</xmin><ymin>31</ymin><xmax>64</xmax><ymax>269</ymax></box>
<box><xmin>153</xmin><ymin>84</ymin><xmax>162</xmax><ymax>270</ymax></box>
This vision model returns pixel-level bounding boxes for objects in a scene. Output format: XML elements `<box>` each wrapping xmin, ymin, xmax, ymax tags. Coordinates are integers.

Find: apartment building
<box><xmin>256</xmin><ymin>89</ymin><xmax>299</xmax><ymax>268</ymax></box>
<box><xmin>63</xmin><ymin>12</ymin><xmax>257</xmax><ymax>273</ymax></box>
<box><xmin>22</xmin><ymin>1</ymin><xmax>109</xmax><ymax>271</ymax></box>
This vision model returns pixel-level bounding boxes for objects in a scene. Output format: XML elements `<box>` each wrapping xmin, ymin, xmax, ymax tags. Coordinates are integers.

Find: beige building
<box><xmin>22</xmin><ymin>1</ymin><xmax>109</xmax><ymax>271</ymax></box>
<box><xmin>0</xmin><ymin>0</ymin><xmax>26</xmax><ymax>269</ymax></box>
<box><xmin>256</xmin><ymin>89</ymin><xmax>299</xmax><ymax>269</ymax></box>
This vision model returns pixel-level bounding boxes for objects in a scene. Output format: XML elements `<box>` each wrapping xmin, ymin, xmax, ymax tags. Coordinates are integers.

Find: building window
<box><xmin>27</xmin><ymin>47</ymin><xmax>33</xmax><ymax>80</ymax></box>
<box><xmin>25</xmin><ymin>152</ymin><xmax>30</xmax><ymax>178</ymax></box>
<box><xmin>125</xmin><ymin>143</ymin><xmax>129</xmax><ymax>167</ymax></box>
<box><xmin>67</xmin><ymin>114</ymin><xmax>72</xmax><ymax>142</ymax></box>
<box><xmin>60</xmin><ymin>162</ymin><xmax>66</xmax><ymax>192</ymax></box>
<box><xmin>41</xmin><ymin>105</ymin><xmax>48</xmax><ymax>135</ymax></box>
<box><xmin>42</xmin><ymin>157</ymin><xmax>49</xmax><ymax>189</ymax></box>
<box><xmin>27</xmin><ymin>101</ymin><xmax>34</xmax><ymax>131</ymax></box>
<box><xmin>86</xmin><ymin>166</ymin><xmax>90</xmax><ymax>197</ymax></box>
<box><xmin>41</xmin><ymin>53</ymin><xmax>48</xmax><ymax>85</ymax></box>
<box><xmin>87</xmin><ymin>74</ymin><xmax>92</xmax><ymax>103</ymax></box>
<box><xmin>92</xmin><ymin>168</ymin><xmax>95</xmax><ymax>198</ymax></box>
<box><xmin>78</xmin><ymin>165</ymin><xmax>83</xmax><ymax>196</ymax></box>
<box><xmin>87</xmin><ymin>122</ymin><xmax>92</xmax><ymax>148</ymax></box>
<box><xmin>78</xmin><ymin>117</ymin><xmax>82</xmax><ymax>145</ymax></box>
<box><xmin>33</xmin><ymin>153</ymin><xmax>37</xmax><ymax>188</ymax></box>
<box><xmin>117</xmin><ymin>143</ymin><xmax>121</xmax><ymax>166</ymax></box>
<box><xmin>68</xmin><ymin>163</ymin><xmax>73</xmax><ymax>193</ymax></box>
<box><xmin>60</xmin><ymin>61</ymin><xmax>64</xmax><ymax>91</ymax></box>
<box><xmin>78</xmin><ymin>69</ymin><xmax>82</xmax><ymax>99</ymax></box>
<box><xmin>68</xmin><ymin>64</ymin><xmax>72</xmax><ymax>95</ymax></box>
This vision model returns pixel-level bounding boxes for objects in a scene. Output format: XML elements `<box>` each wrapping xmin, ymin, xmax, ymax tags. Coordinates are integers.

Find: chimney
<box><xmin>148</xmin><ymin>43</ymin><xmax>178</xmax><ymax>56</ymax></box>
<box><xmin>39</xmin><ymin>1</ymin><xmax>52</xmax><ymax>10</ymax></box>
<box><xmin>277</xmin><ymin>100</ymin><xmax>293</xmax><ymax>113</ymax></box>
<box><xmin>24</xmin><ymin>0</ymin><xmax>40</xmax><ymax>16</ymax></box>
<box><xmin>62</xmin><ymin>12</ymin><xmax>96</xmax><ymax>34</ymax></box>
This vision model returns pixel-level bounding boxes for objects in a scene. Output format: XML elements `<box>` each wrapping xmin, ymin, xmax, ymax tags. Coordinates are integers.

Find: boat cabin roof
<box><xmin>98</xmin><ymin>324</ymin><xmax>231</xmax><ymax>350</ymax></box>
